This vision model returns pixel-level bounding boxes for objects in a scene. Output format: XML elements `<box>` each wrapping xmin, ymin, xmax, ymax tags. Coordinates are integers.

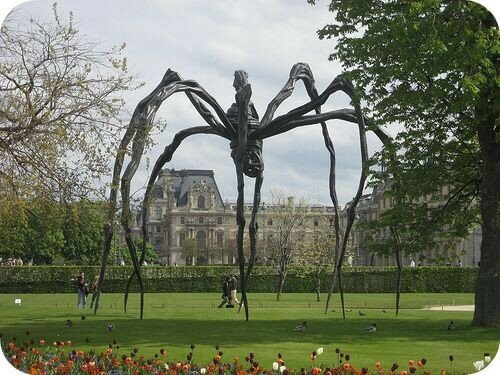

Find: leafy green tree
<box><xmin>60</xmin><ymin>200</ymin><xmax>107</xmax><ymax>264</ymax></box>
<box><xmin>0</xmin><ymin>3</ymin><xmax>141</xmax><ymax>201</ymax></box>
<box><xmin>0</xmin><ymin>196</ymin><xmax>64</xmax><ymax>264</ymax></box>
<box><xmin>117</xmin><ymin>236</ymin><xmax>157</xmax><ymax>265</ymax></box>
<box><xmin>309</xmin><ymin>0</ymin><xmax>499</xmax><ymax>326</ymax></box>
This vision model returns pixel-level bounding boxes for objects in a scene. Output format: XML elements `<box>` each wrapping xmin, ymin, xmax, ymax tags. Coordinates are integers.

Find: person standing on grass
<box><xmin>90</xmin><ymin>275</ymin><xmax>100</xmax><ymax>308</ymax></box>
<box><xmin>229</xmin><ymin>274</ymin><xmax>240</xmax><ymax>305</ymax></box>
<box><xmin>76</xmin><ymin>272</ymin><xmax>88</xmax><ymax>309</ymax></box>
<box><xmin>218</xmin><ymin>276</ymin><xmax>232</xmax><ymax>308</ymax></box>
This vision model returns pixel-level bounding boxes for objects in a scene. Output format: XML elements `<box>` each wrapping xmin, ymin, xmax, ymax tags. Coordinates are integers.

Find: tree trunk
<box><xmin>472</xmin><ymin>87</ymin><xmax>500</xmax><ymax>327</ymax></box>
<box><xmin>316</xmin><ymin>272</ymin><xmax>321</xmax><ymax>302</ymax></box>
<box><xmin>395</xmin><ymin>248</ymin><xmax>403</xmax><ymax>317</ymax></box>
<box><xmin>277</xmin><ymin>270</ymin><xmax>286</xmax><ymax>301</ymax></box>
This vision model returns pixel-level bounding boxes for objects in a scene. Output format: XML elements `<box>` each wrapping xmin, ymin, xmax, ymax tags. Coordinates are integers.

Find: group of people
<box><xmin>218</xmin><ymin>274</ymin><xmax>240</xmax><ymax>308</ymax></box>
<box><xmin>75</xmin><ymin>272</ymin><xmax>100</xmax><ymax>309</ymax></box>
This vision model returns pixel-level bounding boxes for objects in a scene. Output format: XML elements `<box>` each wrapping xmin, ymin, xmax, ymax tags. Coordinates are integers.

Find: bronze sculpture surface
<box><xmin>94</xmin><ymin>63</ymin><xmax>390</xmax><ymax>320</ymax></box>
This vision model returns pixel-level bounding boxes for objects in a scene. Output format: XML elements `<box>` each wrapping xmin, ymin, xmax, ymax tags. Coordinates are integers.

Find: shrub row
<box><xmin>0</xmin><ymin>265</ymin><xmax>477</xmax><ymax>294</ymax></box>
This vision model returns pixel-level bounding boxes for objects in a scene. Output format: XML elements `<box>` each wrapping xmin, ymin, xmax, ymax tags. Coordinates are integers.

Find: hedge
<box><xmin>0</xmin><ymin>265</ymin><xmax>478</xmax><ymax>294</ymax></box>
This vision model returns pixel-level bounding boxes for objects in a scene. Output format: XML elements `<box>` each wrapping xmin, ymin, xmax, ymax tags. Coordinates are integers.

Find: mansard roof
<box><xmin>155</xmin><ymin>169</ymin><xmax>224</xmax><ymax>208</ymax></box>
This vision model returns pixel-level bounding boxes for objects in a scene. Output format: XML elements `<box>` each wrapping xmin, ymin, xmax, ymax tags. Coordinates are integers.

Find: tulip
<box><xmin>316</xmin><ymin>347</ymin><xmax>324</xmax><ymax>355</ymax></box>
<box><xmin>279</xmin><ymin>366</ymin><xmax>286</xmax><ymax>373</ymax></box>
<box><xmin>273</xmin><ymin>362</ymin><xmax>279</xmax><ymax>371</ymax></box>
<box><xmin>200</xmin><ymin>368</ymin><xmax>207</xmax><ymax>374</ymax></box>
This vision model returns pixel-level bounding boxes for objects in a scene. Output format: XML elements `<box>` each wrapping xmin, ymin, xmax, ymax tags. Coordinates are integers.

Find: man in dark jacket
<box><xmin>218</xmin><ymin>276</ymin><xmax>232</xmax><ymax>308</ymax></box>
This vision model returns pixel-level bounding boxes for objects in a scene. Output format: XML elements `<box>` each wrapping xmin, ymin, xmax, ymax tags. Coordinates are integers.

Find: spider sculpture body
<box><xmin>94</xmin><ymin>63</ymin><xmax>390</xmax><ymax>320</ymax></box>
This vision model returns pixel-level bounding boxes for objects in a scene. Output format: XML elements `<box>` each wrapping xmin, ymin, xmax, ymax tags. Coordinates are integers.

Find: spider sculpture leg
<box><xmin>252</xmin><ymin>64</ymin><xmax>391</xmax><ymax>317</ymax></box>
<box><xmin>96</xmin><ymin>69</ymin><xmax>232</xmax><ymax>318</ymax></box>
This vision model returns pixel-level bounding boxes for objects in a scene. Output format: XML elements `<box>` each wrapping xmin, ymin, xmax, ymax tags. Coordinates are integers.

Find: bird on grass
<box><xmin>366</xmin><ymin>323</ymin><xmax>377</xmax><ymax>333</ymax></box>
<box><xmin>448</xmin><ymin>321</ymin><xmax>455</xmax><ymax>330</ymax></box>
<box><xmin>294</xmin><ymin>321</ymin><xmax>307</xmax><ymax>332</ymax></box>
<box><xmin>65</xmin><ymin>319</ymin><xmax>73</xmax><ymax>328</ymax></box>
<box><xmin>346</xmin><ymin>309</ymin><xmax>352</xmax><ymax>312</ymax></box>
<box><xmin>107</xmin><ymin>323</ymin><xmax>115</xmax><ymax>332</ymax></box>
<box><xmin>359</xmin><ymin>310</ymin><xmax>366</xmax><ymax>316</ymax></box>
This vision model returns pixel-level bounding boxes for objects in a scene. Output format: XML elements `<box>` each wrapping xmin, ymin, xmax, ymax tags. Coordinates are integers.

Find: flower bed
<box><xmin>0</xmin><ymin>337</ymin><xmax>494</xmax><ymax>375</ymax></box>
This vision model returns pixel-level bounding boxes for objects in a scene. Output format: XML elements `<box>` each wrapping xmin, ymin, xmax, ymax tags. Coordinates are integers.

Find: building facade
<box><xmin>139</xmin><ymin>169</ymin><xmax>480</xmax><ymax>267</ymax></box>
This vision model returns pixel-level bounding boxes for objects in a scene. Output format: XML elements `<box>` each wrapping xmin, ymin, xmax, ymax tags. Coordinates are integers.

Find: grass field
<box><xmin>0</xmin><ymin>292</ymin><xmax>498</xmax><ymax>374</ymax></box>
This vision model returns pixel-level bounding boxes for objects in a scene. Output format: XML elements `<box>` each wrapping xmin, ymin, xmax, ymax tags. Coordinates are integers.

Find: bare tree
<box><xmin>295</xmin><ymin>215</ymin><xmax>336</xmax><ymax>302</ymax></box>
<box><xmin>263</xmin><ymin>191</ymin><xmax>308</xmax><ymax>301</ymax></box>
<box><xmin>0</xmin><ymin>4</ymin><xmax>142</xmax><ymax>200</ymax></box>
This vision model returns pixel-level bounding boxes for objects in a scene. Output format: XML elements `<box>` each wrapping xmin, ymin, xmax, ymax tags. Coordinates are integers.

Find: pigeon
<box><xmin>366</xmin><ymin>323</ymin><xmax>377</xmax><ymax>333</ymax></box>
<box><xmin>107</xmin><ymin>323</ymin><xmax>115</xmax><ymax>331</ymax></box>
<box><xmin>359</xmin><ymin>310</ymin><xmax>366</xmax><ymax>316</ymax></box>
<box><xmin>294</xmin><ymin>321</ymin><xmax>307</xmax><ymax>332</ymax></box>
<box><xmin>65</xmin><ymin>319</ymin><xmax>73</xmax><ymax>328</ymax></box>
<box><xmin>447</xmin><ymin>321</ymin><xmax>455</xmax><ymax>330</ymax></box>
<box><xmin>346</xmin><ymin>309</ymin><xmax>352</xmax><ymax>312</ymax></box>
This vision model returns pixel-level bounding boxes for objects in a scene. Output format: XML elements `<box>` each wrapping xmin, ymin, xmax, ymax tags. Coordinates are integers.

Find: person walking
<box><xmin>89</xmin><ymin>275</ymin><xmax>100</xmax><ymax>308</ymax></box>
<box><xmin>229</xmin><ymin>274</ymin><xmax>240</xmax><ymax>305</ymax></box>
<box><xmin>76</xmin><ymin>272</ymin><xmax>88</xmax><ymax>309</ymax></box>
<box><xmin>217</xmin><ymin>276</ymin><xmax>231</xmax><ymax>308</ymax></box>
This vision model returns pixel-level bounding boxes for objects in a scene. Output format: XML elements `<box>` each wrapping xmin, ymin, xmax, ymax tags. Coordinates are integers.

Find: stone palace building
<box><xmin>137</xmin><ymin>168</ymin><xmax>481</xmax><ymax>267</ymax></box>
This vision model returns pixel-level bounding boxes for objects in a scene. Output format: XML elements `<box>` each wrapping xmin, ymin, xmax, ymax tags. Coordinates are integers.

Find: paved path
<box><xmin>425</xmin><ymin>305</ymin><xmax>474</xmax><ymax>311</ymax></box>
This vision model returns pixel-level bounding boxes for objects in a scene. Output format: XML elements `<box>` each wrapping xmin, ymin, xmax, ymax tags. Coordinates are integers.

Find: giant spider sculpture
<box><xmin>93</xmin><ymin>62</ymin><xmax>390</xmax><ymax>320</ymax></box>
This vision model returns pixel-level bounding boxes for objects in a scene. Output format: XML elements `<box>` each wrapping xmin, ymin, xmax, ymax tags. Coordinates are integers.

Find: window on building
<box><xmin>155</xmin><ymin>206</ymin><xmax>162</xmax><ymax>220</ymax></box>
<box><xmin>198</xmin><ymin>195</ymin><xmax>205</xmax><ymax>209</ymax></box>
<box><xmin>179</xmin><ymin>233</ymin><xmax>186</xmax><ymax>247</ymax></box>
<box><xmin>199</xmin><ymin>217</ymin><xmax>204</xmax><ymax>224</ymax></box>
<box><xmin>155</xmin><ymin>238</ymin><xmax>162</xmax><ymax>245</ymax></box>
<box><xmin>329</xmin><ymin>218</ymin><xmax>334</xmax><ymax>227</ymax></box>
<box><xmin>218</xmin><ymin>217</ymin><xmax>223</xmax><ymax>225</ymax></box>
<box><xmin>180</xmin><ymin>217</ymin><xmax>185</xmax><ymax>224</ymax></box>
<box><xmin>216</xmin><ymin>233</ymin><xmax>223</xmax><ymax>247</ymax></box>
<box><xmin>314</xmin><ymin>218</ymin><xmax>319</xmax><ymax>227</ymax></box>
<box><xmin>156</xmin><ymin>225</ymin><xmax>161</xmax><ymax>233</ymax></box>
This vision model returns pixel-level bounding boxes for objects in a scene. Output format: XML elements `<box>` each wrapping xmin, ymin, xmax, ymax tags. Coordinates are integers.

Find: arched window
<box><xmin>196</xmin><ymin>231</ymin><xmax>206</xmax><ymax>249</ymax></box>
<box><xmin>179</xmin><ymin>232</ymin><xmax>186</xmax><ymax>247</ymax></box>
<box><xmin>155</xmin><ymin>206</ymin><xmax>162</xmax><ymax>220</ymax></box>
<box><xmin>197</xmin><ymin>195</ymin><xmax>205</xmax><ymax>209</ymax></box>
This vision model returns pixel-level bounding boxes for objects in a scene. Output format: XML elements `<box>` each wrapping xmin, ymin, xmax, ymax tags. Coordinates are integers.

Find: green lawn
<box><xmin>0</xmin><ymin>293</ymin><xmax>498</xmax><ymax>374</ymax></box>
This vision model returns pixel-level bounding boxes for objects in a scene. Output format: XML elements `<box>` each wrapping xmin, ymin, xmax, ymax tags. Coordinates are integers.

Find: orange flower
<box><xmin>176</xmin><ymin>362</ymin><xmax>182</xmax><ymax>369</ymax></box>
<box><xmin>408</xmin><ymin>360</ymin><xmax>415</xmax><ymax>367</ymax></box>
<box><xmin>417</xmin><ymin>361</ymin><xmax>423</xmax><ymax>368</ymax></box>
<box><xmin>343</xmin><ymin>363</ymin><xmax>351</xmax><ymax>370</ymax></box>
<box><xmin>124</xmin><ymin>357</ymin><xmax>133</xmax><ymax>365</ymax></box>
<box><xmin>182</xmin><ymin>364</ymin><xmax>190</xmax><ymax>372</ymax></box>
<box><xmin>8</xmin><ymin>342</ymin><xmax>15</xmax><ymax>350</ymax></box>
<box><xmin>375</xmin><ymin>362</ymin><xmax>381</xmax><ymax>369</ymax></box>
<box><xmin>311</xmin><ymin>367</ymin><xmax>322</xmax><ymax>375</ymax></box>
<box><xmin>399</xmin><ymin>371</ymin><xmax>408</xmax><ymax>375</ymax></box>
<box><xmin>39</xmin><ymin>340</ymin><xmax>45</xmax><ymax>346</ymax></box>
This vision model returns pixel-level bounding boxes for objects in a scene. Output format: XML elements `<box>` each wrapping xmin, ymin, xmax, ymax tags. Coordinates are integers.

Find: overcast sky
<box><xmin>1</xmin><ymin>1</ymin><xmax>498</xmax><ymax>207</ymax></box>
